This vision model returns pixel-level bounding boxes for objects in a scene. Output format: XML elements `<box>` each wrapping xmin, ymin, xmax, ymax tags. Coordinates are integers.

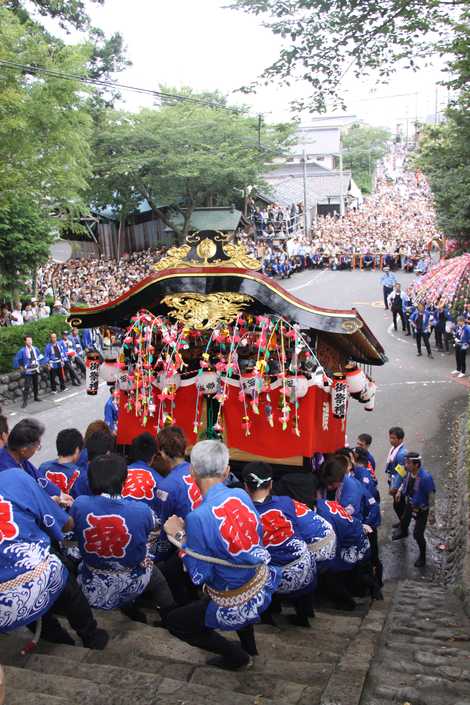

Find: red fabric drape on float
<box><xmin>223</xmin><ymin>384</ymin><xmax>345</xmax><ymax>458</ymax></box>
<box><xmin>117</xmin><ymin>385</ymin><xmax>200</xmax><ymax>446</ymax></box>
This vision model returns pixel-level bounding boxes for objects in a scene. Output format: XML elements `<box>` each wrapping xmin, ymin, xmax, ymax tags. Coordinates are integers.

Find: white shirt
<box><xmin>11</xmin><ymin>309</ymin><xmax>23</xmax><ymax>326</ymax></box>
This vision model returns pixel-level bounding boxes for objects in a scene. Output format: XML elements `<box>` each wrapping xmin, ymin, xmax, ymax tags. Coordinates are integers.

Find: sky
<box><xmin>64</xmin><ymin>0</ymin><xmax>449</xmax><ymax>131</ymax></box>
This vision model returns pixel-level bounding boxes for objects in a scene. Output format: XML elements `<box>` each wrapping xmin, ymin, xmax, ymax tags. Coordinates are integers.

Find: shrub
<box><xmin>0</xmin><ymin>315</ymin><xmax>67</xmax><ymax>374</ymax></box>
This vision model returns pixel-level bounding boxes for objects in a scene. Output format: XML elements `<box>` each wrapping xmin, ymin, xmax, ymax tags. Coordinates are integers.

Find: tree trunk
<box><xmin>117</xmin><ymin>217</ymin><xmax>124</xmax><ymax>262</ymax></box>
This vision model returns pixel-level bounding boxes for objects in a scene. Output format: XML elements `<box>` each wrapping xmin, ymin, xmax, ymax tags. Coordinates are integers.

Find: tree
<box><xmin>414</xmin><ymin>10</ymin><xmax>470</xmax><ymax>241</ymax></box>
<box><xmin>0</xmin><ymin>196</ymin><xmax>54</xmax><ymax>299</ymax></box>
<box><xmin>342</xmin><ymin>124</ymin><xmax>391</xmax><ymax>193</ymax></box>
<box><xmin>5</xmin><ymin>0</ymin><xmax>104</xmax><ymax>31</ymax></box>
<box><xmin>0</xmin><ymin>7</ymin><xmax>93</xmax><ymax>220</ymax></box>
<box><xmin>230</xmin><ymin>0</ymin><xmax>469</xmax><ymax>112</ymax></box>
<box><xmin>91</xmin><ymin>90</ymin><xmax>294</xmax><ymax>243</ymax></box>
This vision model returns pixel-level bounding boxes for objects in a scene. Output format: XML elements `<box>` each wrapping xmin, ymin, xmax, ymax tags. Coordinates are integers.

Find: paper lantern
<box><xmin>240</xmin><ymin>374</ymin><xmax>264</xmax><ymax>397</ymax></box>
<box><xmin>100</xmin><ymin>360</ymin><xmax>119</xmax><ymax>385</ymax></box>
<box><xmin>345</xmin><ymin>366</ymin><xmax>367</xmax><ymax>395</ymax></box>
<box><xmin>284</xmin><ymin>375</ymin><xmax>309</xmax><ymax>399</ymax></box>
<box><xmin>156</xmin><ymin>372</ymin><xmax>181</xmax><ymax>390</ymax></box>
<box><xmin>331</xmin><ymin>375</ymin><xmax>348</xmax><ymax>419</ymax></box>
<box><xmin>86</xmin><ymin>352</ymin><xmax>102</xmax><ymax>396</ymax></box>
<box><xmin>197</xmin><ymin>371</ymin><xmax>219</xmax><ymax>395</ymax></box>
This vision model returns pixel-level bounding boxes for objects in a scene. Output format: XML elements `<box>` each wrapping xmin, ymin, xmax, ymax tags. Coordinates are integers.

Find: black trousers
<box><xmin>434</xmin><ymin>327</ymin><xmax>448</xmax><ymax>350</ymax></box>
<box><xmin>400</xmin><ymin>504</ymin><xmax>429</xmax><ymax>559</ymax></box>
<box><xmin>63</xmin><ymin>361</ymin><xmax>80</xmax><ymax>385</ymax></box>
<box><xmin>159</xmin><ymin>551</ymin><xmax>199</xmax><ymax>606</ymax></box>
<box><xmin>22</xmin><ymin>373</ymin><xmax>39</xmax><ymax>403</ymax></box>
<box><xmin>383</xmin><ymin>286</ymin><xmax>393</xmax><ymax>309</ymax></box>
<box><xmin>392</xmin><ymin>308</ymin><xmax>407</xmax><ymax>331</ymax></box>
<box><xmin>455</xmin><ymin>346</ymin><xmax>467</xmax><ymax>373</ymax></box>
<box><xmin>49</xmin><ymin>366</ymin><xmax>66</xmax><ymax>391</ymax></box>
<box><xmin>30</xmin><ymin>571</ymin><xmax>98</xmax><ymax>644</ymax></box>
<box><xmin>166</xmin><ymin>597</ymin><xmax>255</xmax><ymax>668</ymax></box>
<box><xmin>416</xmin><ymin>331</ymin><xmax>431</xmax><ymax>355</ymax></box>
<box><xmin>73</xmin><ymin>356</ymin><xmax>87</xmax><ymax>376</ymax></box>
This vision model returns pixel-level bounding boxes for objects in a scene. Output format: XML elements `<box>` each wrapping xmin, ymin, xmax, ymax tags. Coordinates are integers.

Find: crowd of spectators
<box><xmin>0</xmin><ymin>145</ymin><xmax>440</xmax><ymax>315</ymax></box>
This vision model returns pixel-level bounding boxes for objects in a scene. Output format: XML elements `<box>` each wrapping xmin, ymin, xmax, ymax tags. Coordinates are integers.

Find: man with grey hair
<box><xmin>164</xmin><ymin>439</ymin><xmax>280</xmax><ymax>670</ymax></box>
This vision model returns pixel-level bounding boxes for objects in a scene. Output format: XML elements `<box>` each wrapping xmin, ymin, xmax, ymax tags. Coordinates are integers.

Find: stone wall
<box><xmin>0</xmin><ymin>369</ymin><xmax>52</xmax><ymax>405</ymax></box>
<box><xmin>432</xmin><ymin>409</ymin><xmax>469</xmax><ymax>587</ymax></box>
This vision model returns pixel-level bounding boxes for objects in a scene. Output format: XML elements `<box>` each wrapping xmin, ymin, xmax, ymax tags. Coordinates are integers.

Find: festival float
<box><xmin>409</xmin><ymin>252</ymin><xmax>470</xmax><ymax>314</ymax></box>
<box><xmin>68</xmin><ymin>230</ymin><xmax>386</xmax><ymax>472</ymax></box>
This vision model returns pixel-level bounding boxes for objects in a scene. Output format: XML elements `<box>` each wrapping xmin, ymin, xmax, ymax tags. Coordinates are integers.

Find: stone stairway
<box><xmin>360</xmin><ymin>579</ymin><xmax>470</xmax><ymax>705</ymax></box>
<box><xmin>0</xmin><ymin>594</ymin><xmax>391</xmax><ymax>705</ymax></box>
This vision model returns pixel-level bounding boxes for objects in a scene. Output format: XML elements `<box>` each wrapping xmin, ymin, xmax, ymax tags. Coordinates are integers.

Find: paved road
<box><xmin>284</xmin><ymin>268</ymin><xmax>469</xmax><ymax>581</ymax></box>
<box><xmin>4</xmin><ymin>267</ymin><xmax>467</xmax><ymax>581</ymax></box>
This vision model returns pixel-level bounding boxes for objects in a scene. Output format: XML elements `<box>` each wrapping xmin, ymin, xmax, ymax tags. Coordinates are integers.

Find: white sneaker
<box><xmin>458</xmin><ymin>372</ymin><xmax>466</xmax><ymax>378</ymax></box>
<box><xmin>451</xmin><ymin>370</ymin><xmax>460</xmax><ymax>375</ymax></box>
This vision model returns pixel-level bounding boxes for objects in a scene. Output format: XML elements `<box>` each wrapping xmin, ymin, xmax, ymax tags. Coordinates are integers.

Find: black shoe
<box><xmin>120</xmin><ymin>603</ymin><xmax>147</xmax><ymax>624</ymax></box>
<box><xmin>51</xmin><ymin>390</ymin><xmax>57</xmax><ymax>394</ymax></box>
<box><xmin>414</xmin><ymin>557</ymin><xmax>426</xmax><ymax>568</ymax></box>
<box><xmin>428</xmin><ymin>354</ymin><xmax>434</xmax><ymax>359</ymax></box>
<box><xmin>82</xmin><ymin>627</ymin><xmax>109</xmax><ymax>650</ymax></box>
<box><xmin>416</xmin><ymin>352</ymin><xmax>422</xmax><ymax>357</ymax></box>
<box><xmin>260</xmin><ymin>611</ymin><xmax>278</xmax><ymax>626</ymax></box>
<box><xmin>34</xmin><ymin>397</ymin><xmax>40</xmax><ymax>402</ymax></box>
<box><xmin>405</xmin><ymin>332</ymin><xmax>411</xmax><ymax>336</ymax></box>
<box><xmin>206</xmin><ymin>655</ymin><xmax>253</xmax><ymax>671</ymax></box>
<box><xmin>42</xmin><ymin>625</ymin><xmax>75</xmax><ymax>646</ymax></box>
<box><xmin>21</xmin><ymin>400</ymin><xmax>27</xmax><ymax>409</ymax></box>
<box><xmin>287</xmin><ymin>614</ymin><xmax>311</xmax><ymax>628</ymax></box>
<box><xmin>60</xmin><ymin>387</ymin><xmax>66</xmax><ymax>392</ymax></box>
<box><xmin>392</xmin><ymin>531</ymin><xmax>408</xmax><ymax>540</ymax></box>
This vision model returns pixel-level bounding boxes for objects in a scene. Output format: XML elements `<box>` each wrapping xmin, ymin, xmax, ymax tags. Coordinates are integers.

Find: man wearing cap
<box><xmin>392</xmin><ymin>452</ymin><xmax>435</xmax><ymax>567</ymax></box>
<box><xmin>380</xmin><ymin>268</ymin><xmax>397</xmax><ymax>310</ymax></box>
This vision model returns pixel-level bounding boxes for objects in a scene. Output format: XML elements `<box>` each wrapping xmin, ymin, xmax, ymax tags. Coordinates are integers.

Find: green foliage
<box><xmin>91</xmin><ymin>89</ymin><xmax>295</xmax><ymax>242</ymax></box>
<box><xmin>230</xmin><ymin>0</ymin><xmax>468</xmax><ymax>112</ymax></box>
<box><xmin>342</xmin><ymin>124</ymin><xmax>391</xmax><ymax>194</ymax></box>
<box><xmin>414</xmin><ymin>11</ymin><xmax>470</xmax><ymax>241</ymax></box>
<box><xmin>0</xmin><ymin>315</ymin><xmax>66</xmax><ymax>374</ymax></box>
<box><xmin>0</xmin><ymin>197</ymin><xmax>55</xmax><ymax>299</ymax></box>
<box><xmin>5</xmin><ymin>0</ymin><xmax>104</xmax><ymax>31</ymax></box>
<box><xmin>0</xmin><ymin>7</ymin><xmax>93</xmax><ymax>214</ymax></box>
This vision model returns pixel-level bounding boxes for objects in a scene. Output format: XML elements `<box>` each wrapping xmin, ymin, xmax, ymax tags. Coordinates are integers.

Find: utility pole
<box><xmin>302</xmin><ymin>149</ymin><xmax>309</xmax><ymax>237</ymax></box>
<box><xmin>339</xmin><ymin>147</ymin><xmax>345</xmax><ymax>217</ymax></box>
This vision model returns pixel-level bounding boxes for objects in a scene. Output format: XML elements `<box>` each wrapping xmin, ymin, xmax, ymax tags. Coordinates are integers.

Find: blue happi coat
<box><xmin>44</xmin><ymin>342</ymin><xmax>66</xmax><ymax>369</ymax></box>
<box><xmin>352</xmin><ymin>466</ymin><xmax>381</xmax><ymax>528</ymax></box>
<box><xmin>182</xmin><ymin>483</ymin><xmax>280</xmax><ymax>630</ymax></box>
<box><xmin>0</xmin><ymin>469</ymin><xmax>69</xmax><ymax>632</ymax></box>
<box><xmin>38</xmin><ymin>459</ymin><xmax>81</xmax><ymax>498</ymax></box>
<box><xmin>0</xmin><ymin>448</ymin><xmax>60</xmax><ymax>499</ymax></box>
<box><xmin>104</xmin><ymin>397</ymin><xmax>119</xmax><ymax>434</ymax></box>
<box><xmin>338</xmin><ymin>474</ymin><xmax>369</xmax><ymax>522</ymax></box>
<box><xmin>122</xmin><ymin>460</ymin><xmax>164</xmax><ymax>511</ymax></box>
<box><xmin>70</xmin><ymin>494</ymin><xmax>158</xmax><ymax>609</ymax></box>
<box><xmin>315</xmin><ymin>499</ymin><xmax>370</xmax><ymax>572</ymax></box>
<box><xmin>401</xmin><ymin>467</ymin><xmax>436</xmax><ymax>509</ymax></box>
<box><xmin>252</xmin><ymin>495</ymin><xmax>318</xmax><ymax>596</ymax></box>
<box><xmin>13</xmin><ymin>346</ymin><xmax>44</xmax><ymax>374</ymax></box>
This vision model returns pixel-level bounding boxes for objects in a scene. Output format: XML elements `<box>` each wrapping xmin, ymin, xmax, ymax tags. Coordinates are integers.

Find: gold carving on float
<box><xmin>341</xmin><ymin>319</ymin><xmax>363</xmax><ymax>333</ymax></box>
<box><xmin>162</xmin><ymin>292</ymin><xmax>253</xmax><ymax>330</ymax></box>
<box><xmin>154</xmin><ymin>230</ymin><xmax>261</xmax><ymax>271</ymax></box>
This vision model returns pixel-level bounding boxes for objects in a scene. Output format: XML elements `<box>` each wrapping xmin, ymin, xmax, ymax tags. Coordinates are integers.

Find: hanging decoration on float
<box><xmin>113</xmin><ymin>306</ymin><xmax>377</xmax><ymax>441</ymax></box>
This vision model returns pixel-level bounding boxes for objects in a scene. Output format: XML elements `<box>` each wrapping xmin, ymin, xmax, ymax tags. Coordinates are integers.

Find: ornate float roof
<box><xmin>68</xmin><ymin>230</ymin><xmax>386</xmax><ymax>365</ymax></box>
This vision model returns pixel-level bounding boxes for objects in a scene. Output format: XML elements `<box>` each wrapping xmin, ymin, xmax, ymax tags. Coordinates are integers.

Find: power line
<box><xmin>0</xmin><ymin>59</ymin><xmax>242</xmax><ymax>113</ymax></box>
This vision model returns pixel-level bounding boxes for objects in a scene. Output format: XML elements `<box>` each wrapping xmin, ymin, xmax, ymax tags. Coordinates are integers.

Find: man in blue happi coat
<box><xmin>14</xmin><ymin>335</ymin><xmax>44</xmax><ymax>408</ymax></box>
<box><xmin>392</xmin><ymin>451</ymin><xmax>436</xmax><ymax>567</ymax></box>
<box><xmin>164</xmin><ymin>440</ymin><xmax>280</xmax><ymax>671</ymax></box>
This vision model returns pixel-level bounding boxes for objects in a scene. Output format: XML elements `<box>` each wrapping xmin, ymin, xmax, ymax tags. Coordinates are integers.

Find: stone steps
<box><xmin>360</xmin><ymin>579</ymin><xmax>470</xmax><ymax>705</ymax></box>
<box><xmin>0</xmin><ymin>594</ymin><xmax>389</xmax><ymax>705</ymax></box>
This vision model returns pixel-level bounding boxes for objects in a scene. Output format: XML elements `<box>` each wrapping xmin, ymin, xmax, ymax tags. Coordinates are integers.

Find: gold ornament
<box><xmin>154</xmin><ymin>231</ymin><xmax>260</xmax><ymax>271</ymax></box>
<box><xmin>162</xmin><ymin>292</ymin><xmax>253</xmax><ymax>330</ymax></box>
